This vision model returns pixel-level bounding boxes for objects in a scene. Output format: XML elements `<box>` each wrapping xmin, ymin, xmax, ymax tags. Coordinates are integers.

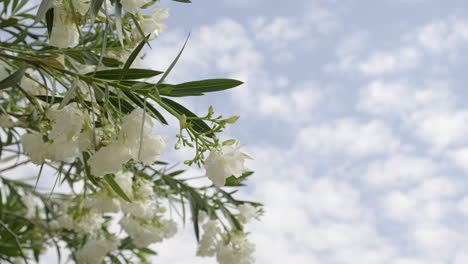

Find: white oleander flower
<box><xmin>216</xmin><ymin>233</ymin><xmax>255</xmax><ymax>264</ymax></box>
<box><xmin>0</xmin><ymin>114</ymin><xmax>15</xmax><ymax>128</ymax></box>
<box><xmin>57</xmin><ymin>214</ymin><xmax>74</xmax><ymax>230</ymax></box>
<box><xmin>121</xmin><ymin>0</ymin><xmax>146</xmax><ymax>14</ymax></box>
<box><xmin>237</xmin><ymin>204</ymin><xmax>256</xmax><ymax>223</ymax></box>
<box><xmin>44</xmin><ymin>104</ymin><xmax>85</xmax><ymax>161</ymax></box>
<box><xmin>48</xmin><ymin>104</ymin><xmax>85</xmax><ymax>142</ymax></box>
<box><xmin>197</xmin><ymin>220</ymin><xmax>221</xmax><ymax>257</ymax></box>
<box><xmin>88</xmin><ymin>142</ymin><xmax>132</xmax><ymax>177</ymax></box>
<box><xmin>135</xmin><ymin>133</ymin><xmax>168</xmax><ymax>165</ymax></box>
<box><xmin>120</xmin><ymin>216</ymin><xmax>177</xmax><ymax>247</ymax></box>
<box><xmin>204</xmin><ymin>140</ymin><xmax>251</xmax><ymax>187</ymax></box>
<box><xmin>49</xmin><ymin>4</ymin><xmax>80</xmax><ymax>48</ymax></box>
<box><xmin>21</xmin><ymin>133</ymin><xmax>48</xmax><ymax>165</ymax></box>
<box><xmin>114</xmin><ymin>171</ymin><xmax>134</xmax><ymax>198</ymax></box>
<box><xmin>47</xmin><ymin>139</ymin><xmax>80</xmax><ymax>162</ymax></box>
<box><xmin>76</xmin><ymin>237</ymin><xmax>119</xmax><ymax>264</ymax></box>
<box><xmin>20</xmin><ymin>71</ymin><xmax>47</xmax><ymax>95</ymax></box>
<box><xmin>84</xmin><ymin>191</ymin><xmax>121</xmax><ymax>213</ymax></box>
<box><xmin>22</xmin><ymin>194</ymin><xmax>36</xmax><ymax>218</ymax></box>
<box><xmin>121</xmin><ymin>199</ymin><xmax>157</xmax><ymax>220</ymax></box>
<box><xmin>136</xmin><ymin>180</ymin><xmax>154</xmax><ymax>199</ymax></box>
<box><xmin>72</xmin><ymin>212</ymin><xmax>104</xmax><ymax>234</ymax></box>
<box><xmin>135</xmin><ymin>7</ymin><xmax>169</xmax><ymax>39</ymax></box>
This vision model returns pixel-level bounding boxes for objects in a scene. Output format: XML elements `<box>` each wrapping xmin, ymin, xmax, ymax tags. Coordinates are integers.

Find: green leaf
<box><xmin>0</xmin><ymin>18</ymin><xmax>18</xmax><ymax>28</ymax></box>
<box><xmin>89</xmin><ymin>69</ymin><xmax>163</xmax><ymax>80</ymax></box>
<box><xmin>114</xmin><ymin>1</ymin><xmax>124</xmax><ymax>47</ymax></box>
<box><xmin>166</xmin><ymin>79</ymin><xmax>243</xmax><ymax>96</ymax></box>
<box><xmin>45</xmin><ymin>8</ymin><xmax>54</xmax><ymax>38</ymax></box>
<box><xmin>58</xmin><ymin>78</ymin><xmax>78</xmax><ymax>109</ymax></box>
<box><xmin>155</xmin><ymin>33</ymin><xmax>190</xmax><ymax>87</ymax></box>
<box><xmin>104</xmin><ymin>174</ymin><xmax>131</xmax><ymax>202</ymax></box>
<box><xmin>187</xmin><ymin>189</ymin><xmax>206</xmax><ymax>242</ymax></box>
<box><xmin>120</xmin><ymin>37</ymin><xmax>147</xmax><ymax>81</ymax></box>
<box><xmin>35</xmin><ymin>0</ymin><xmax>54</xmax><ymax>22</ymax></box>
<box><xmin>101</xmin><ymin>57</ymin><xmax>122</xmax><ymax>67</ymax></box>
<box><xmin>220</xmin><ymin>205</ymin><xmax>243</xmax><ymax>231</ymax></box>
<box><xmin>0</xmin><ymin>68</ymin><xmax>25</xmax><ymax>90</ymax></box>
<box><xmin>87</xmin><ymin>0</ymin><xmax>104</xmax><ymax>25</ymax></box>
<box><xmin>161</xmin><ymin>97</ymin><xmax>213</xmax><ymax>137</ymax></box>
<box><xmin>121</xmin><ymin>90</ymin><xmax>168</xmax><ymax>125</ymax></box>
<box><xmin>172</xmin><ymin>0</ymin><xmax>192</xmax><ymax>3</ymax></box>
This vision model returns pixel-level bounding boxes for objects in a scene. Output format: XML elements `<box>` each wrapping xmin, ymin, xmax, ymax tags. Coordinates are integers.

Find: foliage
<box><xmin>0</xmin><ymin>0</ymin><xmax>262</xmax><ymax>263</ymax></box>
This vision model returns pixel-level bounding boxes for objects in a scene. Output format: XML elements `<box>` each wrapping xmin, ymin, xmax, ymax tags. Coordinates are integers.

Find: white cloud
<box><xmin>359</xmin><ymin>47</ymin><xmax>421</xmax><ymax>75</ymax></box>
<box><xmin>298</xmin><ymin>118</ymin><xmax>400</xmax><ymax>156</ymax></box>
<box><xmin>358</xmin><ymin>79</ymin><xmax>454</xmax><ymax>116</ymax></box>
<box><xmin>364</xmin><ymin>155</ymin><xmax>437</xmax><ymax>187</ymax></box>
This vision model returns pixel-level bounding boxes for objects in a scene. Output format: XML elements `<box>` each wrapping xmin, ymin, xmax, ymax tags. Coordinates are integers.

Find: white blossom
<box><xmin>114</xmin><ymin>171</ymin><xmax>134</xmax><ymax>198</ymax></box>
<box><xmin>120</xmin><ymin>216</ymin><xmax>177</xmax><ymax>247</ymax></box>
<box><xmin>197</xmin><ymin>220</ymin><xmax>221</xmax><ymax>257</ymax></box>
<box><xmin>49</xmin><ymin>4</ymin><xmax>80</xmax><ymax>48</ymax></box>
<box><xmin>47</xmin><ymin>139</ymin><xmax>80</xmax><ymax>162</ymax></box>
<box><xmin>89</xmin><ymin>108</ymin><xmax>167</xmax><ymax>176</ymax></box>
<box><xmin>76</xmin><ymin>237</ymin><xmax>119</xmax><ymax>264</ymax></box>
<box><xmin>22</xmin><ymin>194</ymin><xmax>36</xmax><ymax>218</ymax></box>
<box><xmin>204</xmin><ymin>140</ymin><xmax>250</xmax><ymax>187</ymax></box>
<box><xmin>134</xmin><ymin>7</ymin><xmax>169</xmax><ymax>39</ymax></box>
<box><xmin>120</xmin><ymin>0</ymin><xmax>146</xmax><ymax>14</ymax></box>
<box><xmin>20</xmin><ymin>71</ymin><xmax>46</xmax><ymax>95</ymax></box>
<box><xmin>58</xmin><ymin>211</ymin><xmax>104</xmax><ymax>234</ymax></box>
<box><xmin>21</xmin><ymin>133</ymin><xmax>48</xmax><ymax>165</ymax></box>
<box><xmin>88</xmin><ymin>142</ymin><xmax>132</xmax><ymax>177</ymax></box>
<box><xmin>216</xmin><ymin>233</ymin><xmax>255</xmax><ymax>264</ymax></box>
<box><xmin>237</xmin><ymin>204</ymin><xmax>256</xmax><ymax>223</ymax></box>
<box><xmin>121</xmin><ymin>199</ymin><xmax>157</xmax><ymax>220</ymax></box>
<box><xmin>46</xmin><ymin>104</ymin><xmax>85</xmax><ymax>161</ymax></box>
<box><xmin>84</xmin><ymin>191</ymin><xmax>121</xmax><ymax>213</ymax></box>
<box><xmin>48</xmin><ymin>104</ymin><xmax>85</xmax><ymax>142</ymax></box>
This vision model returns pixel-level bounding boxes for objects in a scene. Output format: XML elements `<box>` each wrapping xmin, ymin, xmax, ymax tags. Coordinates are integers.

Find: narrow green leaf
<box><xmin>0</xmin><ymin>68</ymin><xmax>25</xmax><ymax>90</ymax></box>
<box><xmin>220</xmin><ymin>205</ymin><xmax>243</xmax><ymax>231</ymax></box>
<box><xmin>35</xmin><ymin>0</ymin><xmax>54</xmax><ymax>22</ymax></box>
<box><xmin>171</xmin><ymin>79</ymin><xmax>243</xmax><ymax>95</ymax></box>
<box><xmin>87</xmin><ymin>0</ymin><xmax>104</xmax><ymax>25</ymax></box>
<box><xmin>172</xmin><ymin>0</ymin><xmax>192</xmax><ymax>3</ymax></box>
<box><xmin>0</xmin><ymin>18</ymin><xmax>18</xmax><ymax>28</ymax></box>
<box><xmin>155</xmin><ymin>33</ymin><xmax>190</xmax><ymax>87</ymax></box>
<box><xmin>130</xmin><ymin>14</ymin><xmax>151</xmax><ymax>48</ymax></box>
<box><xmin>45</xmin><ymin>8</ymin><xmax>54</xmax><ymax>38</ymax></box>
<box><xmin>58</xmin><ymin>78</ymin><xmax>78</xmax><ymax>109</ymax></box>
<box><xmin>104</xmin><ymin>174</ymin><xmax>131</xmax><ymax>202</ymax></box>
<box><xmin>161</xmin><ymin>97</ymin><xmax>213</xmax><ymax>136</ymax></box>
<box><xmin>122</xmin><ymin>90</ymin><xmax>168</xmax><ymax>124</ymax></box>
<box><xmin>120</xmin><ymin>37</ymin><xmax>147</xmax><ymax>81</ymax></box>
<box><xmin>115</xmin><ymin>1</ymin><xmax>124</xmax><ymax>47</ymax></box>
<box><xmin>89</xmin><ymin>69</ymin><xmax>163</xmax><ymax>80</ymax></box>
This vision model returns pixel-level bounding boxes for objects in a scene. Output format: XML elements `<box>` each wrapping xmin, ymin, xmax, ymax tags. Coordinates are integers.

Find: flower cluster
<box><xmin>204</xmin><ymin>140</ymin><xmax>252</xmax><ymax>187</ymax></box>
<box><xmin>88</xmin><ymin>108</ymin><xmax>168</xmax><ymax>177</ymax></box>
<box><xmin>48</xmin><ymin>0</ymin><xmax>169</xmax><ymax>48</ymax></box>
<box><xmin>196</xmin><ymin>205</ymin><xmax>258</xmax><ymax>264</ymax></box>
<box><xmin>21</xmin><ymin>103</ymin><xmax>90</xmax><ymax>164</ymax></box>
<box><xmin>76</xmin><ymin>237</ymin><xmax>120</xmax><ymax>264</ymax></box>
<box><xmin>53</xmin><ymin>170</ymin><xmax>177</xmax><ymax>261</ymax></box>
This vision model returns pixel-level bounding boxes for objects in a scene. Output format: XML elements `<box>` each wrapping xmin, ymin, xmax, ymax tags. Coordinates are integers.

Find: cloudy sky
<box><xmin>6</xmin><ymin>0</ymin><xmax>468</xmax><ymax>263</ymax></box>
<box><xmin>141</xmin><ymin>0</ymin><xmax>468</xmax><ymax>263</ymax></box>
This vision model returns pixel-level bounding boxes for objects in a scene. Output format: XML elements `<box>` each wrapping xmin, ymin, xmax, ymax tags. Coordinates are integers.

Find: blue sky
<box><xmin>143</xmin><ymin>0</ymin><xmax>468</xmax><ymax>263</ymax></box>
<box><xmin>5</xmin><ymin>0</ymin><xmax>468</xmax><ymax>263</ymax></box>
